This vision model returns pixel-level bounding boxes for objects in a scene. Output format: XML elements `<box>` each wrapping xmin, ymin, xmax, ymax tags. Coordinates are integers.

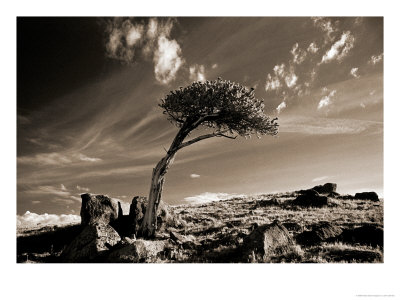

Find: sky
<box><xmin>17</xmin><ymin>17</ymin><xmax>383</xmax><ymax>223</ymax></box>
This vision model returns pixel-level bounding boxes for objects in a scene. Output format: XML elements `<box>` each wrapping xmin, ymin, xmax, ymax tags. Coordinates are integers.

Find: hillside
<box><xmin>17</xmin><ymin>186</ymin><xmax>383</xmax><ymax>263</ymax></box>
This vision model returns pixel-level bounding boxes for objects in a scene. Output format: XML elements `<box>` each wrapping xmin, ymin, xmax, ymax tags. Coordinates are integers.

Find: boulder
<box><xmin>338</xmin><ymin>224</ymin><xmax>383</xmax><ymax>247</ymax></box>
<box><xmin>296</xmin><ymin>222</ymin><xmax>343</xmax><ymax>245</ymax></box>
<box><xmin>61</xmin><ymin>222</ymin><xmax>121</xmax><ymax>262</ymax></box>
<box><xmin>354</xmin><ymin>192</ymin><xmax>379</xmax><ymax>202</ymax></box>
<box><xmin>107</xmin><ymin>239</ymin><xmax>165</xmax><ymax>263</ymax></box>
<box><xmin>293</xmin><ymin>190</ymin><xmax>328</xmax><ymax>207</ymax></box>
<box><xmin>129</xmin><ymin>196</ymin><xmax>176</xmax><ymax>236</ymax></box>
<box><xmin>312</xmin><ymin>183</ymin><xmax>337</xmax><ymax>194</ymax></box>
<box><xmin>328</xmin><ymin>191</ymin><xmax>340</xmax><ymax>198</ymax></box>
<box><xmin>241</xmin><ymin>220</ymin><xmax>295</xmax><ymax>262</ymax></box>
<box><xmin>80</xmin><ymin>193</ymin><xmax>119</xmax><ymax>226</ymax></box>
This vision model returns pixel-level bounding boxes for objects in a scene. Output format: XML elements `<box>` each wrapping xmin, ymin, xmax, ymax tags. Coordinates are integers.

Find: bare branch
<box><xmin>176</xmin><ymin>130</ymin><xmax>237</xmax><ymax>151</ymax></box>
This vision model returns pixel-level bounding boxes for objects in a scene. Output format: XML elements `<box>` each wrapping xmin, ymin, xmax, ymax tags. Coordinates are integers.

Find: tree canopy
<box><xmin>160</xmin><ymin>78</ymin><xmax>279</xmax><ymax>139</ymax></box>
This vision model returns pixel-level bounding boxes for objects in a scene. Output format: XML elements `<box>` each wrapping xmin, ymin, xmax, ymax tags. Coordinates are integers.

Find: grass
<box><xmin>17</xmin><ymin>191</ymin><xmax>383</xmax><ymax>263</ymax></box>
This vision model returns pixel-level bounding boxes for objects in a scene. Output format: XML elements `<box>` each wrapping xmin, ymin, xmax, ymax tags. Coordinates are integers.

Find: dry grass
<box><xmin>17</xmin><ymin>191</ymin><xmax>383</xmax><ymax>263</ymax></box>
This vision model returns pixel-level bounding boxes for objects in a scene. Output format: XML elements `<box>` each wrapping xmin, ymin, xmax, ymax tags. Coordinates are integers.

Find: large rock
<box><xmin>129</xmin><ymin>196</ymin><xmax>175</xmax><ymax>236</ymax></box>
<box><xmin>107</xmin><ymin>239</ymin><xmax>165</xmax><ymax>263</ymax></box>
<box><xmin>312</xmin><ymin>183</ymin><xmax>337</xmax><ymax>194</ymax></box>
<box><xmin>354</xmin><ymin>192</ymin><xmax>379</xmax><ymax>202</ymax></box>
<box><xmin>241</xmin><ymin>220</ymin><xmax>295</xmax><ymax>262</ymax></box>
<box><xmin>61</xmin><ymin>222</ymin><xmax>121</xmax><ymax>262</ymax></box>
<box><xmin>296</xmin><ymin>222</ymin><xmax>343</xmax><ymax>245</ymax></box>
<box><xmin>80</xmin><ymin>193</ymin><xmax>119</xmax><ymax>226</ymax></box>
<box><xmin>338</xmin><ymin>224</ymin><xmax>383</xmax><ymax>247</ymax></box>
<box><xmin>293</xmin><ymin>190</ymin><xmax>328</xmax><ymax>207</ymax></box>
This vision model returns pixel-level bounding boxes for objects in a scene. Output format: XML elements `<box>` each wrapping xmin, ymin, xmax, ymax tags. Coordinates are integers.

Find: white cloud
<box><xmin>318</xmin><ymin>90</ymin><xmax>337</xmax><ymax>110</ymax></box>
<box><xmin>126</xmin><ymin>24</ymin><xmax>144</xmax><ymax>46</ymax></box>
<box><xmin>184</xmin><ymin>192</ymin><xmax>245</xmax><ymax>204</ymax></box>
<box><xmin>312</xmin><ymin>176</ymin><xmax>329</xmax><ymax>182</ymax></box>
<box><xmin>189</xmin><ymin>64</ymin><xmax>206</xmax><ymax>82</ymax></box>
<box><xmin>18</xmin><ymin>152</ymin><xmax>72</xmax><ymax>165</ymax></box>
<box><xmin>285</xmin><ymin>72</ymin><xmax>298</xmax><ymax>88</ymax></box>
<box><xmin>78</xmin><ymin>153</ymin><xmax>102</xmax><ymax>162</ymax></box>
<box><xmin>360</xmin><ymin>102</ymin><xmax>366</xmax><ymax>108</ymax></box>
<box><xmin>190</xmin><ymin>174</ymin><xmax>200</xmax><ymax>178</ymax></box>
<box><xmin>307</xmin><ymin>42</ymin><xmax>319</xmax><ymax>53</ymax></box>
<box><xmin>274</xmin><ymin>64</ymin><xmax>285</xmax><ymax>77</ymax></box>
<box><xmin>291</xmin><ymin>43</ymin><xmax>307</xmax><ymax>64</ymax></box>
<box><xmin>311</xmin><ymin>17</ymin><xmax>338</xmax><ymax>43</ymax></box>
<box><xmin>76</xmin><ymin>185</ymin><xmax>90</xmax><ymax>192</ymax></box>
<box><xmin>369</xmin><ymin>53</ymin><xmax>383</xmax><ymax>65</ymax></box>
<box><xmin>321</xmin><ymin>31</ymin><xmax>355</xmax><ymax>64</ymax></box>
<box><xmin>146</xmin><ymin>18</ymin><xmax>158</xmax><ymax>39</ymax></box>
<box><xmin>211</xmin><ymin>63</ymin><xmax>218</xmax><ymax>69</ymax></box>
<box><xmin>17</xmin><ymin>211</ymin><xmax>81</xmax><ymax>228</ymax></box>
<box><xmin>276</xmin><ymin>101</ymin><xmax>287</xmax><ymax>114</ymax></box>
<box><xmin>105</xmin><ymin>18</ymin><xmax>184</xmax><ymax>84</ymax></box>
<box><xmin>265</xmin><ymin>73</ymin><xmax>281</xmax><ymax>91</ymax></box>
<box><xmin>350</xmin><ymin>67</ymin><xmax>360</xmax><ymax>78</ymax></box>
<box><xmin>154</xmin><ymin>35</ymin><xmax>184</xmax><ymax>84</ymax></box>
<box><xmin>60</xmin><ymin>184</ymin><xmax>67</xmax><ymax>191</ymax></box>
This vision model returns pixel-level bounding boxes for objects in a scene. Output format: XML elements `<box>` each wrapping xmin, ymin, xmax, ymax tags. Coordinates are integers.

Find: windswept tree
<box><xmin>140</xmin><ymin>78</ymin><xmax>279</xmax><ymax>237</ymax></box>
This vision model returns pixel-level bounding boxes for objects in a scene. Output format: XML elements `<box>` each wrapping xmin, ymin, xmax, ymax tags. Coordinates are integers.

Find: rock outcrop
<box><xmin>293</xmin><ymin>189</ymin><xmax>328</xmax><ymax>207</ymax></box>
<box><xmin>80</xmin><ymin>193</ymin><xmax>119</xmax><ymax>226</ymax></box>
<box><xmin>354</xmin><ymin>192</ymin><xmax>379</xmax><ymax>202</ymax></box>
<box><xmin>296</xmin><ymin>222</ymin><xmax>343</xmax><ymax>245</ymax></box>
<box><xmin>61</xmin><ymin>222</ymin><xmax>121</xmax><ymax>262</ymax></box>
<box><xmin>107</xmin><ymin>239</ymin><xmax>165</xmax><ymax>263</ymax></box>
<box><xmin>241</xmin><ymin>220</ymin><xmax>295</xmax><ymax>262</ymax></box>
<box><xmin>338</xmin><ymin>224</ymin><xmax>383</xmax><ymax>247</ymax></box>
<box><xmin>312</xmin><ymin>183</ymin><xmax>337</xmax><ymax>194</ymax></box>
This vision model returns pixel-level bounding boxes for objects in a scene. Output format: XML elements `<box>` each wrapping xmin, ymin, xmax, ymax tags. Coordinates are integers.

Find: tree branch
<box><xmin>176</xmin><ymin>130</ymin><xmax>237</xmax><ymax>151</ymax></box>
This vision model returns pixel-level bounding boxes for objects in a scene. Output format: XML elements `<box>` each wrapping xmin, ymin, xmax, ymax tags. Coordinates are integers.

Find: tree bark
<box><xmin>139</xmin><ymin>122</ymin><xmax>191</xmax><ymax>238</ymax></box>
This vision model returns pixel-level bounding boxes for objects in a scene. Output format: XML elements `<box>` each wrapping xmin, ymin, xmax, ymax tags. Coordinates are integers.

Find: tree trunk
<box><xmin>139</xmin><ymin>156</ymin><xmax>171</xmax><ymax>238</ymax></box>
<box><xmin>139</xmin><ymin>120</ymin><xmax>197</xmax><ymax>238</ymax></box>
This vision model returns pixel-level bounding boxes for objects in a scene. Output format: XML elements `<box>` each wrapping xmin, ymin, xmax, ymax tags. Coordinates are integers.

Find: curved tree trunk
<box><xmin>140</xmin><ymin>154</ymin><xmax>174</xmax><ymax>238</ymax></box>
<box><xmin>139</xmin><ymin>121</ymin><xmax>192</xmax><ymax>238</ymax></box>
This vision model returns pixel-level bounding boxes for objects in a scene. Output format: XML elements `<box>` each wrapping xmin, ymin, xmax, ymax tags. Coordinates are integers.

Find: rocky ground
<box><xmin>17</xmin><ymin>183</ymin><xmax>383</xmax><ymax>263</ymax></box>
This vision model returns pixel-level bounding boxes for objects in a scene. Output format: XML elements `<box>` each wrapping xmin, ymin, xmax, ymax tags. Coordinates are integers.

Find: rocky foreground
<box><xmin>17</xmin><ymin>183</ymin><xmax>383</xmax><ymax>263</ymax></box>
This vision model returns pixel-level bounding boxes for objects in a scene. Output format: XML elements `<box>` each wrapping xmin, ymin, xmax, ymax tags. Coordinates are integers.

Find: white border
<box><xmin>2</xmin><ymin>1</ymin><xmax>399</xmax><ymax>299</ymax></box>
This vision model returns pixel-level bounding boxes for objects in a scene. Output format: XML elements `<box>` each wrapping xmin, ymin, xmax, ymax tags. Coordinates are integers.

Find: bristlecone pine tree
<box><xmin>140</xmin><ymin>78</ymin><xmax>279</xmax><ymax>238</ymax></box>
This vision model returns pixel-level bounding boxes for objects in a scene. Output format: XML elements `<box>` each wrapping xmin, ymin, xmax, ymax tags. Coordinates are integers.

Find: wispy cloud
<box><xmin>317</xmin><ymin>89</ymin><xmax>337</xmax><ymax>110</ymax></box>
<box><xmin>307</xmin><ymin>42</ymin><xmax>319</xmax><ymax>53</ymax></box>
<box><xmin>311</xmin><ymin>17</ymin><xmax>338</xmax><ymax>43</ymax></box>
<box><xmin>350</xmin><ymin>67</ymin><xmax>360</xmax><ymax>78</ymax></box>
<box><xmin>276</xmin><ymin>101</ymin><xmax>287</xmax><ymax>114</ymax></box>
<box><xmin>17</xmin><ymin>211</ymin><xmax>80</xmax><ymax>228</ymax></box>
<box><xmin>76</xmin><ymin>185</ymin><xmax>90</xmax><ymax>192</ymax></box>
<box><xmin>26</xmin><ymin>184</ymin><xmax>83</xmax><ymax>204</ymax></box>
<box><xmin>369</xmin><ymin>53</ymin><xmax>383</xmax><ymax>65</ymax></box>
<box><xmin>312</xmin><ymin>176</ymin><xmax>329</xmax><ymax>182</ymax></box>
<box><xmin>290</xmin><ymin>43</ymin><xmax>307</xmax><ymax>64</ymax></box>
<box><xmin>279</xmin><ymin>115</ymin><xmax>382</xmax><ymax>135</ymax></box>
<box><xmin>184</xmin><ymin>192</ymin><xmax>245</xmax><ymax>204</ymax></box>
<box><xmin>189</xmin><ymin>64</ymin><xmax>206</xmax><ymax>82</ymax></box>
<box><xmin>211</xmin><ymin>63</ymin><xmax>218</xmax><ymax>69</ymax></box>
<box><xmin>18</xmin><ymin>152</ymin><xmax>72</xmax><ymax>165</ymax></box>
<box><xmin>77</xmin><ymin>153</ymin><xmax>102</xmax><ymax>162</ymax></box>
<box><xmin>320</xmin><ymin>31</ymin><xmax>355</xmax><ymax>64</ymax></box>
<box><xmin>190</xmin><ymin>173</ymin><xmax>200</xmax><ymax>178</ymax></box>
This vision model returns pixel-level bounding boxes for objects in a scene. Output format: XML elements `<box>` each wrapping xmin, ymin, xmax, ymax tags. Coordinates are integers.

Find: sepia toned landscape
<box><xmin>17</xmin><ymin>17</ymin><xmax>383</xmax><ymax>264</ymax></box>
